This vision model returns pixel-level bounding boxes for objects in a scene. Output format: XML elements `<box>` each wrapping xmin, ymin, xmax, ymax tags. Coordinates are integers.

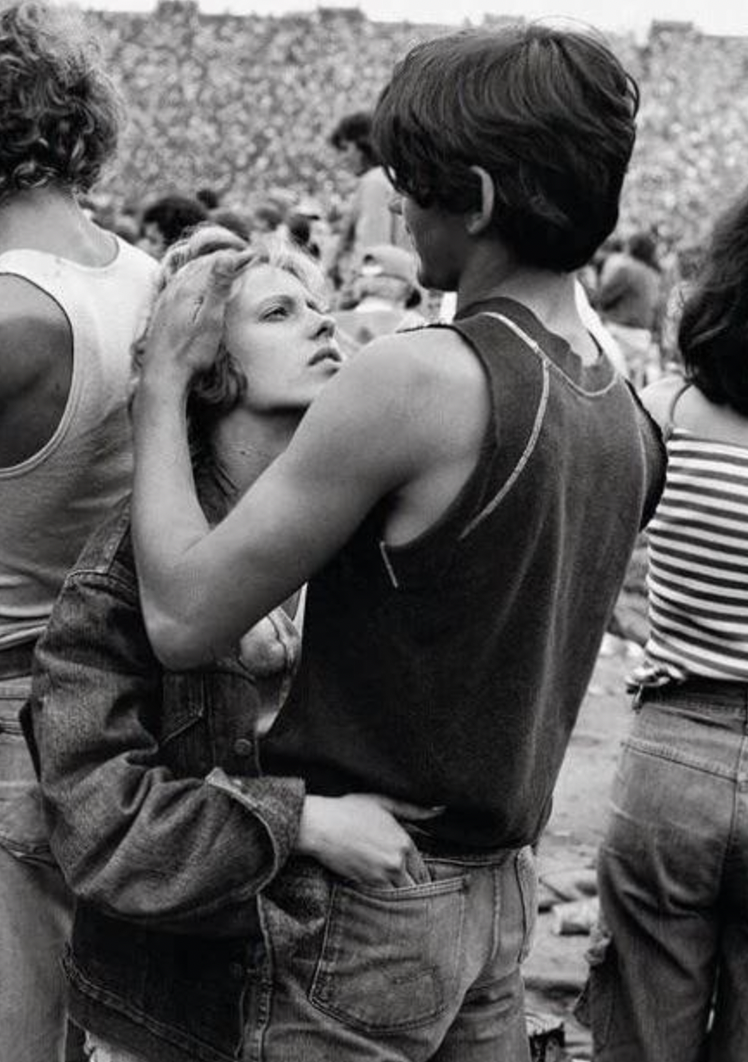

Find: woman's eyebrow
<box><xmin>255</xmin><ymin>293</ymin><xmax>296</xmax><ymax>314</ymax></box>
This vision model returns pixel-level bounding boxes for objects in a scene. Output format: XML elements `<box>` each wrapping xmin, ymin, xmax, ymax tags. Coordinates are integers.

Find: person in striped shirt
<box><xmin>588</xmin><ymin>187</ymin><xmax>748</xmax><ymax>1062</ymax></box>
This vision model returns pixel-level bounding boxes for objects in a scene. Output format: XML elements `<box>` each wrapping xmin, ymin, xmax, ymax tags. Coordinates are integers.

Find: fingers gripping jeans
<box><xmin>590</xmin><ymin>686</ymin><xmax>748</xmax><ymax>1062</ymax></box>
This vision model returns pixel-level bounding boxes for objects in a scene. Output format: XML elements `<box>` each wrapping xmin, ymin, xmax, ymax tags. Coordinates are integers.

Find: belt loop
<box><xmin>631</xmin><ymin>685</ymin><xmax>644</xmax><ymax>713</ymax></box>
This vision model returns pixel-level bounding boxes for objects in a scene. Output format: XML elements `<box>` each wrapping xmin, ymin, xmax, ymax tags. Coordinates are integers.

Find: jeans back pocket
<box><xmin>310</xmin><ymin>874</ymin><xmax>467</xmax><ymax>1034</ymax></box>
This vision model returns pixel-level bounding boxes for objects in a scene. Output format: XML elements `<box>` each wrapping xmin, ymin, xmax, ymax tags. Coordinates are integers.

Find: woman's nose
<box><xmin>314</xmin><ymin>311</ymin><xmax>335</xmax><ymax>336</ymax></box>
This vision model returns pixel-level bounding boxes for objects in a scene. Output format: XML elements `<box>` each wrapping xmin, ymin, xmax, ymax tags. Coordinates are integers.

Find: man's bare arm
<box><xmin>0</xmin><ymin>277</ymin><xmax>72</xmax><ymax>467</ymax></box>
<box><xmin>133</xmin><ymin>337</ymin><xmax>429</xmax><ymax>669</ymax></box>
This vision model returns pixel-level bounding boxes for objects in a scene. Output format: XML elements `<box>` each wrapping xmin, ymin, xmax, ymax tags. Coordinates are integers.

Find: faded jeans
<box><xmin>87</xmin><ymin>845</ymin><xmax>537</xmax><ymax>1062</ymax></box>
<box><xmin>589</xmin><ymin>682</ymin><xmax>748</xmax><ymax>1062</ymax></box>
<box><xmin>0</xmin><ymin>662</ymin><xmax>74</xmax><ymax>1062</ymax></box>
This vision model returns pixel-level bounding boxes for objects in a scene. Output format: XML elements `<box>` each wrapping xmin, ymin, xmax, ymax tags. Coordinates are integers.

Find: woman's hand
<box><xmin>142</xmin><ymin>249</ymin><xmax>253</xmax><ymax>386</ymax></box>
<box><xmin>295</xmin><ymin>793</ymin><xmax>442</xmax><ymax>887</ymax></box>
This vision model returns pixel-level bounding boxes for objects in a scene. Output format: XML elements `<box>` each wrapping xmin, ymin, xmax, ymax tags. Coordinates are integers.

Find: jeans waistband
<box><xmin>641</xmin><ymin>676</ymin><xmax>748</xmax><ymax>708</ymax></box>
<box><xmin>0</xmin><ymin>643</ymin><xmax>35</xmax><ymax>679</ymax></box>
<box><xmin>407</xmin><ymin>823</ymin><xmax>524</xmax><ymax>864</ymax></box>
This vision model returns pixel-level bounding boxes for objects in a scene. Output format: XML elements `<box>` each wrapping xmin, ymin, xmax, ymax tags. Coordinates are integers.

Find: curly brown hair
<box><xmin>0</xmin><ymin>0</ymin><xmax>121</xmax><ymax>200</ymax></box>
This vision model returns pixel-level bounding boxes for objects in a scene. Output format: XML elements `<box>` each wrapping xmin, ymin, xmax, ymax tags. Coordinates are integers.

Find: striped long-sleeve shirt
<box><xmin>645</xmin><ymin>427</ymin><xmax>748</xmax><ymax>680</ymax></box>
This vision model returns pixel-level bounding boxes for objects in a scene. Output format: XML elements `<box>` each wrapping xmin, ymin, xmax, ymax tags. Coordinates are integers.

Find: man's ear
<box><xmin>466</xmin><ymin>166</ymin><xmax>495</xmax><ymax>235</ymax></box>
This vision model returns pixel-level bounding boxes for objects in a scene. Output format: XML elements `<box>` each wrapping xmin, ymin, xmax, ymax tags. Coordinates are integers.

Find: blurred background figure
<box><xmin>287</xmin><ymin>210</ymin><xmax>321</xmax><ymax>258</ymax></box>
<box><xmin>332</xmin><ymin>243</ymin><xmax>426</xmax><ymax>355</ymax></box>
<box><xmin>138</xmin><ymin>192</ymin><xmax>208</xmax><ymax>258</ymax></box>
<box><xmin>328</xmin><ymin>110</ymin><xmax>409</xmax><ymax>289</ymax></box>
<box><xmin>251</xmin><ymin>197</ymin><xmax>286</xmax><ymax>235</ymax></box>
<box><xmin>597</xmin><ymin>231</ymin><xmax>664</xmax><ymax>385</ymax></box>
<box><xmin>195</xmin><ymin>185</ymin><xmax>221</xmax><ymax>212</ymax></box>
<box><xmin>209</xmin><ymin>206</ymin><xmax>252</xmax><ymax>241</ymax></box>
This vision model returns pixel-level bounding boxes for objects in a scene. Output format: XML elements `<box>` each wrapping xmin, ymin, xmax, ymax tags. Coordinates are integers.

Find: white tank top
<box><xmin>0</xmin><ymin>238</ymin><xmax>158</xmax><ymax>648</ymax></box>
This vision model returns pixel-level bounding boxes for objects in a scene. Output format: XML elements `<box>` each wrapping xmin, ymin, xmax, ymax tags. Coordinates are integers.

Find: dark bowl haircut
<box><xmin>372</xmin><ymin>25</ymin><xmax>639</xmax><ymax>273</ymax></box>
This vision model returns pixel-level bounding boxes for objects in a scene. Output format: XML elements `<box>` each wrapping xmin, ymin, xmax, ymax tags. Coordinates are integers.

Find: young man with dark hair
<box><xmin>328</xmin><ymin>108</ymin><xmax>408</xmax><ymax>285</ymax></box>
<box><xmin>139</xmin><ymin>193</ymin><xmax>208</xmax><ymax>259</ymax></box>
<box><xmin>132</xmin><ymin>23</ymin><xmax>665</xmax><ymax>1061</ymax></box>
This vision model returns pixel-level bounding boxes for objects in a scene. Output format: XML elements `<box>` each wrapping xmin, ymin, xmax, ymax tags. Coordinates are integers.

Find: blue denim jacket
<box><xmin>27</xmin><ymin>500</ymin><xmax>305</xmax><ymax>1062</ymax></box>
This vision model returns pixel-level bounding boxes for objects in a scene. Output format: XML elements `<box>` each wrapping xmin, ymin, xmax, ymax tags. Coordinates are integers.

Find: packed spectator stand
<box><xmin>89</xmin><ymin>3</ymin><xmax>748</xmax><ymax>260</ymax></box>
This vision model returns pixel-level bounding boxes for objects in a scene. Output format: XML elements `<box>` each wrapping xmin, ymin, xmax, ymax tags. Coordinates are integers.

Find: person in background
<box><xmin>131</xmin><ymin>23</ymin><xmax>664</xmax><ymax>1061</ymax></box>
<box><xmin>195</xmin><ymin>185</ymin><xmax>221</xmax><ymax>212</ymax></box>
<box><xmin>287</xmin><ymin>211</ymin><xmax>321</xmax><ymax>259</ymax></box>
<box><xmin>209</xmin><ymin>206</ymin><xmax>252</xmax><ymax>242</ymax></box>
<box><xmin>587</xmin><ymin>186</ymin><xmax>748</xmax><ymax>1062</ymax></box>
<box><xmin>0</xmin><ymin>2</ymin><xmax>158</xmax><ymax>1058</ymax></box>
<box><xmin>138</xmin><ymin>193</ymin><xmax>208</xmax><ymax>259</ymax></box>
<box><xmin>251</xmin><ymin>198</ymin><xmax>285</xmax><ymax>235</ymax></box>
<box><xmin>28</xmin><ymin>226</ymin><xmax>435</xmax><ymax>1062</ymax></box>
<box><xmin>332</xmin><ymin>243</ymin><xmax>426</xmax><ymax>354</ymax></box>
<box><xmin>328</xmin><ymin>109</ymin><xmax>408</xmax><ymax>288</ymax></box>
<box><xmin>598</xmin><ymin>231</ymin><xmax>664</xmax><ymax>385</ymax></box>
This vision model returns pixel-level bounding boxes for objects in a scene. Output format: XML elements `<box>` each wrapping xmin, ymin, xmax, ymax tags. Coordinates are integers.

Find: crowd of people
<box><xmin>77</xmin><ymin>5</ymin><xmax>748</xmax><ymax>259</ymax></box>
<box><xmin>1</xmin><ymin>2</ymin><xmax>748</xmax><ymax>1061</ymax></box>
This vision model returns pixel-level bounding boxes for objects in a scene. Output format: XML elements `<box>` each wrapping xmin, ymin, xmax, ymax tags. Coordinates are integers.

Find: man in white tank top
<box><xmin>0</xmin><ymin>4</ymin><xmax>158</xmax><ymax>1059</ymax></box>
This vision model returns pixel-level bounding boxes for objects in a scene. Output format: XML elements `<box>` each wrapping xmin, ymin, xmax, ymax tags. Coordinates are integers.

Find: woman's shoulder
<box><xmin>639</xmin><ymin>372</ymin><xmax>688</xmax><ymax>431</ymax></box>
<box><xmin>643</xmin><ymin>374</ymin><xmax>748</xmax><ymax>449</ymax></box>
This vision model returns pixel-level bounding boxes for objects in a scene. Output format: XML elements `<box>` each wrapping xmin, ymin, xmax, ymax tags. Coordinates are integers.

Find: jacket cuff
<box><xmin>205</xmin><ymin>768</ymin><xmax>305</xmax><ymax>885</ymax></box>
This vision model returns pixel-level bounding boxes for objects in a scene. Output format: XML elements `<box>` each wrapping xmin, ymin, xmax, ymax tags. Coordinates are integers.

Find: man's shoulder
<box><xmin>354</xmin><ymin>323</ymin><xmax>481</xmax><ymax>386</ymax></box>
<box><xmin>331</xmin><ymin>326</ymin><xmax>489</xmax><ymax>462</ymax></box>
<box><xmin>0</xmin><ymin>274</ymin><xmax>70</xmax><ymax>332</ymax></box>
<box><xmin>0</xmin><ymin>278</ymin><xmax>71</xmax><ymax>398</ymax></box>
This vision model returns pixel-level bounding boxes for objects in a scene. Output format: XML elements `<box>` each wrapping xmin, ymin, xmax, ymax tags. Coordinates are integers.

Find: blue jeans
<box><xmin>0</xmin><ymin>660</ymin><xmax>73</xmax><ymax>1062</ymax></box>
<box><xmin>89</xmin><ymin>845</ymin><xmax>537</xmax><ymax>1062</ymax></box>
<box><xmin>250</xmin><ymin>845</ymin><xmax>536</xmax><ymax>1062</ymax></box>
<box><xmin>589</xmin><ymin>682</ymin><xmax>748</xmax><ymax>1062</ymax></box>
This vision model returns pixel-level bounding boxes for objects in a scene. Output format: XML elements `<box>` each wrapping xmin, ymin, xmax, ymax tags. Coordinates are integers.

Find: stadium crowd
<box><xmin>86</xmin><ymin>5</ymin><xmax>748</xmax><ymax>256</ymax></box>
<box><xmin>74</xmin><ymin>4</ymin><xmax>748</xmax><ymax>375</ymax></box>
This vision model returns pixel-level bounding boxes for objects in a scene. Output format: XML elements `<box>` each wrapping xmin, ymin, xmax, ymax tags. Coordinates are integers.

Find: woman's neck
<box><xmin>210</xmin><ymin>410</ymin><xmax>302</xmax><ymax>498</ymax></box>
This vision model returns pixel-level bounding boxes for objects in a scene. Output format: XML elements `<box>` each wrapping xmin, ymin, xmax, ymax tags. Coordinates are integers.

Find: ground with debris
<box><xmin>525</xmin><ymin>639</ymin><xmax>637</xmax><ymax>1060</ymax></box>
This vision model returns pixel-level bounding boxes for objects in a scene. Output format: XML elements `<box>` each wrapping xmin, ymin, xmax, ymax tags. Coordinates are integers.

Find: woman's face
<box><xmin>224</xmin><ymin>263</ymin><xmax>343</xmax><ymax>413</ymax></box>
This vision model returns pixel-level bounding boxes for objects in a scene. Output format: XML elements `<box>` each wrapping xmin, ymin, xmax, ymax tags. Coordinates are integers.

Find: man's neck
<box><xmin>0</xmin><ymin>185</ymin><xmax>116</xmax><ymax>265</ymax></box>
<box><xmin>456</xmin><ymin>252</ymin><xmax>597</xmax><ymax>363</ymax></box>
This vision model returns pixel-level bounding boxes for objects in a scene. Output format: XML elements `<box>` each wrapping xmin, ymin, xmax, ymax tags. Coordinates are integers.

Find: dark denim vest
<box><xmin>263</xmin><ymin>297</ymin><xmax>665</xmax><ymax>850</ymax></box>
